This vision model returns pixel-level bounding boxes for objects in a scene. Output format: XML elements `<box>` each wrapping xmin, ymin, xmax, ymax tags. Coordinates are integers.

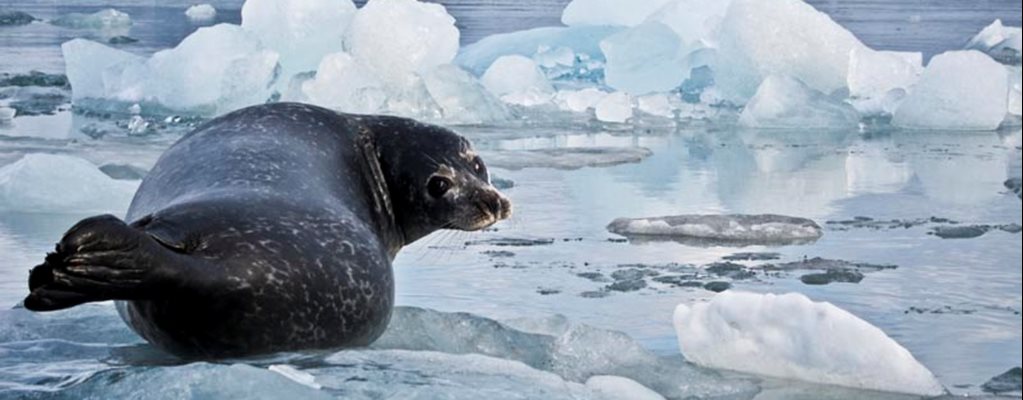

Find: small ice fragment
<box><xmin>185</xmin><ymin>4</ymin><xmax>217</xmax><ymax>22</ymax></box>
<box><xmin>420</xmin><ymin>64</ymin><xmax>510</xmax><ymax>125</ymax></box>
<box><xmin>302</xmin><ymin>52</ymin><xmax>386</xmax><ymax>114</ymax></box>
<box><xmin>892</xmin><ymin>51</ymin><xmax>1008</xmax><ymax>131</ymax></box>
<box><xmin>561</xmin><ymin>0</ymin><xmax>673</xmax><ymax>27</ymax></box>
<box><xmin>965</xmin><ymin>19</ymin><xmax>1022</xmax><ymax>65</ymax></box>
<box><xmin>847</xmin><ymin>47</ymin><xmax>923</xmax><ymax>102</ymax></box>
<box><xmin>554</xmin><ymin>88</ymin><xmax>608</xmax><ymax>113</ymax></box>
<box><xmin>345</xmin><ymin>0</ymin><xmax>459</xmax><ymax>84</ymax></box>
<box><xmin>268</xmin><ymin>365</ymin><xmax>321</xmax><ymax>390</ymax></box>
<box><xmin>50</xmin><ymin>8</ymin><xmax>132</xmax><ymax>29</ymax></box>
<box><xmin>674</xmin><ymin>291</ymin><xmax>945</xmax><ymax>396</ymax></box>
<box><xmin>127</xmin><ymin>103</ymin><xmax>141</xmax><ymax>115</ymax></box>
<box><xmin>600</xmin><ymin>22</ymin><xmax>690</xmax><ymax>94</ymax></box>
<box><xmin>607</xmin><ymin>214</ymin><xmax>823</xmax><ymax>244</ymax></box>
<box><xmin>126</xmin><ymin>115</ymin><xmax>149</xmax><ymax>135</ymax></box>
<box><xmin>242</xmin><ymin>0</ymin><xmax>355</xmax><ymax>78</ymax></box>
<box><xmin>481</xmin><ymin>55</ymin><xmax>555</xmax><ymax>106</ymax></box>
<box><xmin>636</xmin><ymin>93</ymin><xmax>675</xmax><ymax>118</ymax></box>
<box><xmin>739</xmin><ymin>75</ymin><xmax>860</xmax><ymax>129</ymax></box>
<box><xmin>594</xmin><ymin>91</ymin><xmax>633</xmax><ymax>123</ymax></box>
<box><xmin>586</xmin><ymin>376</ymin><xmax>666</xmax><ymax>400</ymax></box>
<box><xmin>0</xmin><ymin>154</ymin><xmax>139</xmax><ymax>214</ymax></box>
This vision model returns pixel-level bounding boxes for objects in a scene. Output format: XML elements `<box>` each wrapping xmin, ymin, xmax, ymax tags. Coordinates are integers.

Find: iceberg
<box><xmin>50</xmin><ymin>8</ymin><xmax>131</xmax><ymax>29</ymax></box>
<box><xmin>892</xmin><ymin>51</ymin><xmax>1008</xmax><ymax>131</ymax></box>
<box><xmin>0</xmin><ymin>154</ymin><xmax>139</xmax><ymax>214</ymax></box>
<box><xmin>456</xmin><ymin>26</ymin><xmax>621</xmax><ymax>76</ymax></box>
<box><xmin>481</xmin><ymin>55</ymin><xmax>555</xmax><ymax>106</ymax></box>
<box><xmin>420</xmin><ymin>64</ymin><xmax>511</xmax><ymax>124</ymax></box>
<box><xmin>345</xmin><ymin>0</ymin><xmax>459</xmax><ymax>84</ymax></box>
<box><xmin>561</xmin><ymin>0</ymin><xmax>673</xmax><ymax>27</ymax></box>
<box><xmin>644</xmin><ymin>0</ymin><xmax>732</xmax><ymax>47</ymax></box>
<box><xmin>847</xmin><ymin>47</ymin><xmax>923</xmax><ymax>115</ymax></box>
<box><xmin>607</xmin><ymin>214</ymin><xmax>824</xmax><ymax>245</ymax></box>
<box><xmin>965</xmin><ymin>19</ymin><xmax>1022</xmax><ymax>65</ymax></box>
<box><xmin>594</xmin><ymin>91</ymin><xmax>633</xmax><ymax>123</ymax></box>
<box><xmin>301</xmin><ymin>52</ymin><xmax>386</xmax><ymax>114</ymax></box>
<box><xmin>599</xmin><ymin>22</ymin><xmax>690</xmax><ymax>95</ymax></box>
<box><xmin>715</xmin><ymin>0</ymin><xmax>867</xmax><ymax>102</ymax></box>
<box><xmin>739</xmin><ymin>75</ymin><xmax>860</xmax><ymax>129</ymax></box>
<box><xmin>61</xmin><ymin>39</ymin><xmax>145</xmax><ymax>101</ymax></box>
<box><xmin>241</xmin><ymin>0</ymin><xmax>355</xmax><ymax>78</ymax></box>
<box><xmin>185</xmin><ymin>4</ymin><xmax>217</xmax><ymax>22</ymax></box>
<box><xmin>554</xmin><ymin>88</ymin><xmax>609</xmax><ymax>113</ymax></box>
<box><xmin>673</xmin><ymin>292</ymin><xmax>945</xmax><ymax>396</ymax></box>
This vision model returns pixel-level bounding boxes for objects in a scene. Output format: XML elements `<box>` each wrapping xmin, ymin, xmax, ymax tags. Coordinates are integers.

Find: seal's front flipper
<box><xmin>24</xmin><ymin>215</ymin><xmax>181</xmax><ymax>312</ymax></box>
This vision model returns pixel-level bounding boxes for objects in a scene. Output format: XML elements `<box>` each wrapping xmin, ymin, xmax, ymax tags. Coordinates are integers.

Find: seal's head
<box><xmin>369</xmin><ymin>117</ymin><xmax>512</xmax><ymax>244</ymax></box>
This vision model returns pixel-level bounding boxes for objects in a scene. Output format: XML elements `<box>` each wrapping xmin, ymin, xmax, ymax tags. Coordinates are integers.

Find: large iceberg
<box><xmin>644</xmin><ymin>0</ymin><xmax>732</xmax><ymax>47</ymax></box>
<box><xmin>344</xmin><ymin>0</ymin><xmax>459</xmax><ymax>85</ymax></box>
<box><xmin>599</xmin><ymin>22</ymin><xmax>690</xmax><ymax>95</ymax></box>
<box><xmin>481</xmin><ymin>55</ymin><xmax>555</xmax><ymax>106</ymax></box>
<box><xmin>0</xmin><ymin>154</ymin><xmax>139</xmax><ymax>214</ymax></box>
<box><xmin>301</xmin><ymin>52</ymin><xmax>386</xmax><ymax>114</ymax></box>
<box><xmin>739</xmin><ymin>75</ymin><xmax>860</xmax><ymax>129</ymax></box>
<box><xmin>892</xmin><ymin>51</ymin><xmax>1008</xmax><ymax>131</ymax></box>
<box><xmin>241</xmin><ymin>0</ymin><xmax>355</xmax><ymax>78</ymax></box>
<box><xmin>715</xmin><ymin>0</ymin><xmax>867</xmax><ymax>102</ymax></box>
<box><xmin>965</xmin><ymin>19</ymin><xmax>1022</xmax><ymax>65</ymax></box>
<box><xmin>561</xmin><ymin>0</ymin><xmax>672</xmax><ymax>27</ymax></box>
<box><xmin>674</xmin><ymin>291</ymin><xmax>945</xmax><ymax>396</ymax></box>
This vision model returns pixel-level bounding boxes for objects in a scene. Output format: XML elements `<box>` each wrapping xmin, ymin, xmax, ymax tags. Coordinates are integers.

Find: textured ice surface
<box><xmin>241</xmin><ymin>0</ymin><xmax>355</xmax><ymax>78</ymax></box>
<box><xmin>594</xmin><ymin>92</ymin><xmax>633</xmax><ymax>123</ymax></box>
<box><xmin>600</xmin><ymin>22</ymin><xmax>689</xmax><ymax>95</ymax></box>
<box><xmin>534</xmin><ymin>45</ymin><xmax>576</xmax><ymax>68</ymax></box>
<box><xmin>636</xmin><ymin>93</ymin><xmax>677</xmax><ymax>118</ymax></box>
<box><xmin>456</xmin><ymin>26</ymin><xmax>621</xmax><ymax>76</ymax></box>
<box><xmin>481</xmin><ymin>147</ymin><xmax>652</xmax><ymax>170</ymax></box>
<box><xmin>586</xmin><ymin>376</ymin><xmax>666</xmax><ymax>400</ymax></box>
<box><xmin>892</xmin><ymin>51</ymin><xmax>1008</xmax><ymax>131</ymax></box>
<box><xmin>645</xmin><ymin>0</ymin><xmax>732</xmax><ymax>47</ymax></box>
<box><xmin>554</xmin><ymin>88</ymin><xmax>609</xmax><ymax>112</ymax></box>
<box><xmin>184</xmin><ymin>4</ymin><xmax>217</xmax><ymax>22</ymax></box>
<box><xmin>716</xmin><ymin>0</ymin><xmax>867</xmax><ymax>102</ymax></box>
<box><xmin>561</xmin><ymin>0</ymin><xmax>672</xmax><ymax>27</ymax></box>
<box><xmin>147</xmin><ymin>24</ymin><xmax>279</xmax><ymax>113</ymax></box>
<box><xmin>607</xmin><ymin>214</ymin><xmax>824</xmax><ymax>244</ymax></box>
<box><xmin>0</xmin><ymin>154</ymin><xmax>139</xmax><ymax>214</ymax></box>
<box><xmin>674</xmin><ymin>292</ymin><xmax>945</xmax><ymax>396</ymax></box>
<box><xmin>50</xmin><ymin>9</ymin><xmax>132</xmax><ymax>29</ymax></box>
<box><xmin>966</xmin><ymin>19</ymin><xmax>1022</xmax><ymax>65</ymax></box>
<box><xmin>302</xmin><ymin>52</ymin><xmax>386</xmax><ymax>114</ymax></box>
<box><xmin>481</xmin><ymin>55</ymin><xmax>555</xmax><ymax>106</ymax></box>
<box><xmin>61</xmin><ymin>39</ymin><xmax>145</xmax><ymax>101</ymax></box>
<box><xmin>421</xmin><ymin>64</ymin><xmax>511</xmax><ymax>124</ymax></box>
<box><xmin>739</xmin><ymin>75</ymin><xmax>860</xmax><ymax>129</ymax></box>
<box><xmin>847</xmin><ymin>47</ymin><xmax>923</xmax><ymax>111</ymax></box>
<box><xmin>345</xmin><ymin>0</ymin><xmax>459</xmax><ymax>84</ymax></box>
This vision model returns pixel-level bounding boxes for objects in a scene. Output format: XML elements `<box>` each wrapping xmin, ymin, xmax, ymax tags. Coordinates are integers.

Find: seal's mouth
<box><xmin>464</xmin><ymin>192</ymin><xmax>513</xmax><ymax>231</ymax></box>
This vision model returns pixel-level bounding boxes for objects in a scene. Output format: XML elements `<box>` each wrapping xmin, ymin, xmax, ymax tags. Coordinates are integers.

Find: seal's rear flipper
<box><xmin>23</xmin><ymin>215</ymin><xmax>179</xmax><ymax>312</ymax></box>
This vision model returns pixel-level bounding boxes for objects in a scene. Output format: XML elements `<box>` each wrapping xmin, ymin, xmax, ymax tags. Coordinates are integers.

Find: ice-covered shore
<box><xmin>56</xmin><ymin>0</ymin><xmax>1021</xmax><ymax>130</ymax></box>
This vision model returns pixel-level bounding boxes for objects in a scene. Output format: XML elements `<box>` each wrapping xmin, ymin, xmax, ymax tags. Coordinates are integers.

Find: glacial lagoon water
<box><xmin>1</xmin><ymin>1</ymin><xmax>1021</xmax><ymax>399</ymax></box>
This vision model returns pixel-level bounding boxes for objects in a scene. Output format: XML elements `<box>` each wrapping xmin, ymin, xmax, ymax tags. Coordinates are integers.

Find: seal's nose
<box><xmin>479</xmin><ymin>190</ymin><xmax>512</xmax><ymax>221</ymax></box>
<box><xmin>497</xmin><ymin>196</ymin><xmax>512</xmax><ymax>220</ymax></box>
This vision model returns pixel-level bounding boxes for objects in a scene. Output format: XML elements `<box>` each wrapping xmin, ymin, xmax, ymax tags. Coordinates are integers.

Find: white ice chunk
<box><xmin>586</xmin><ymin>376</ymin><xmax>666</xmax><ymax>400</ymax></box>
<box><xmin>716</xmin><ymin>0</ymin><xmax>867</xmax><ymax>102</ymax></box>
<box><xmin>481</xmin><ymin>55</ymin><xmax>555</xmax><ymax>106</ymax></box>
<box><xmin>534</xmin><ymin>45</ymin><xmax>576</xmax><ymax>68</ymax></box>
<box><xmin>674</xmin><ymin>292</ymin><xmax>945</xmax><ymax>396</ymax></box>
<box><xmin>185</xmin><ymin>4</ymin><xmax>217</xmax><ymax>22</ymax></box>
<box><xmin>636</xmin><ymin>93</ymin><xmax>676</xmax><ymax>118</ymax></box>
<box><xmin>61</xmin><ymin>39</ymin><xmax>145</xmax><ymax>101</ymax></box>
<box><xmin>241</xmin><ymin>0</ymin><xmax>355</xmax><ymax>78</ymax></box>
<box><xmin>51</xmin><ymin>9</ymin><xmax>132</xmax><ymax>29</ymax></box>
<box><xmin>595</xmin><ymin>92</ymin><xmax>633</xmax><ymax>123</ymax></box>
<box><xmin>345</xmin><ymin>0</ymin><xmax>459</xmax><ymax>84</ymax></box>
<box><xmin>607</xmin><ymin>214</ymin><xmax>823</xmax><ymax>244</ymax></box>
<box><xmin>420</xmin><ymin>64</ymin><xmax>511</xmax><ymax>124</ymax></box>
<box><xmin>600</xmin><ymin>22</ymin><xmax>690</xmax><ymax>95</ymax></box>
<box><xmin>739</xmin><ymin>75</ymin><xmax>860</xmax><ymax>129</ymax></box>
<box><xmin>146</xmin><ymin>24</ymin><xmax>279</xmax><ymax>113</ymax></box>
<box><xmin>456</xmin><ymin>26</ymin><xmax>621</xmax><ymax>76</ymax></box>
<box><xmin>847</xmin><ymin>48</ymin><xmax>923</xmax><ymax>101</ymax></box>
<box><xmin>892</xmin><ymin>51</ymin><xmax>1008</xmax><ymax>131</ymax></box>
<box><xmin>644</xmin><ymin>0</ymin><xmax>732</xmax><ymax>48</ymax></box>
<box><xmin>267</xmin><ymin>365</ymin><xmax>321</xmax><ymax>390</ymax></box>
<box><xmin>0</xmin><ymin>107</ymin><xmax>14</xmax><ymax>123</ymax></box>
<box><xmin>301</xmin><ymin>52</ymin><xmax>386</xmax><ymax>114</ymax></box>
<box><xmin>965</xmin><ymin>19</ymin><xmax>1022</xmax><ymax>65</ymax></box>
<box><xmin>0</xmin><ymin>154</ymin><xmax>139</xmax><ymax>215</ymax></box>
<box><xmin>554</xmin><ymin>88</ymin><xmax>609</xmax><ymax>113</ymax></box>
<box><xmin>561</xmin><ymin>0</ymin><xmax>673</xmax><ymax>27</ymax></box>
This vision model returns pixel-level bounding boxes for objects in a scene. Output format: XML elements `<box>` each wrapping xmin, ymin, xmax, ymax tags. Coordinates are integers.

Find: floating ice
<box><xmin>241</xmin><ymin>0</ymin><xmax>355</xmax><ymax>78</ymax></box>
<box><xmin>481</xmin><ymin>55</ymin><xmax>555</xmax><ymax>106</ymax></box>
<box><xmin>892</xmin><ymin>51</ymin><xmax>1008</xmax><ymax>131</ymax></box>
<box><xmin>0</xmin><ymin>107</ymin><xmax>14</xmax><ymax>123</ymax></box>
<box><xmin>585</xmin><ymin>376</ymin><xmax>666</xmax><ymax>400</ymax></box>
<box><xmin>420</xmin><ymin>64</ymin><xmax>511</xmax><ymax>124</ymax></box>
<box><xmin>600</xmin><ymin>22</ymin><xmax>690</xmax><ymax>95</ymax></box>
<box><xmin>739</xmin><ymin>75</ymin><xmax>860</xmax><ymax>129</ymax></box>
<box><xmin>185</xmin><ymin>4</ymin><xmax>217</xmax><ymax>22</ymax></box>
<box><xmin>966</xmin><ymin>19</ymin><xmax>1022</xmax><ymax>65</ymax></box>
<box><xmin>594</xmin><ymin>92</ymin><xmax>633</xmax><ymax>123</ymax></box>
<box><xmin>301</xmin><ymin>52</ymin><xmax>386</xmax><ymax>114</ymax></box>
<box><xmin>561</xmin><ymin>0</ymin><xmax>672</xmax><ymax>27</ymax></box>
<box><xmin>0</xmin><ymin>154</ymin><xmax>139</xmax><ymax>214</ymax></box>
<box><xmin>534</xmin><ymin>45</ymin><xmax>576</xmax><ymax>68</ymax></box>
<box><xmin>645</xmin><ymin>0</ymin><xmax>732</xmax><ymax>47</ymax></box>
<box><xmin>715</xmin><ymin>0</ymin><xmax>867</xmax><ymax>102</ymax></box>
<box><xmin>636</xmin><ymin>93</ymin><xmax>677</xmax><ymax>118</ymax></box>
<box><xmin>847</xmin><ymin>48</ymin><xmax>923</xmax><ymax>116</ymax></box>
<box><xmin>345</xmin><ymin>0</ymin><xmax>459</xmax><ymax>84</ymax></box>
<box><xmin>50</xmin><ymin>9</ymin><xmax>132</xmax><ymax>29</ymax></box>
<box><xmin>607</xmin><ymin>214</ymin><xmax>824</xmax><ymax>244</ymax></box>
<box><xmin>673</xmin><ymin>292</ymin><xmax>945</xmax><ymax>396</ymax></box>
<box><xmin>61</xmin><ymin>39</ymin><xmax>145</xmax><ymax>101</ymax></box>
<box><xmin>481</xmin><ymin>147</ymin><xmax>652</xmax><ymax>170</ymax></box>
<box><xmin>268</xmin><ymin>365</ymin><xmax>322</xmax><ymax>390</ymax></box>
<box><xmin>554</xmin><ymin>88</ymin><xmax>609</xmax><ymax>113</ymax></box>
<box><xmin>147</xmin><ymin>24</ymin><xmax>280</xmax><ymax>113</ymax></box>
<box><xmin>456</xmin><ymin>26</ymin><xmax>621</xmax><ymax>76</ymax></box>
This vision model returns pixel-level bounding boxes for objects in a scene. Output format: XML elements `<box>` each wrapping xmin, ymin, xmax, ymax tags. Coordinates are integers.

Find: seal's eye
<box><xmin>427</xmin><ymin>176</ymin><xmax>452</xmax><ymax>198</ymax></box>
<box><xmin>472</xmin><ymin>157</ymin><xmax>487</xmax><ymax>178</ymax></box>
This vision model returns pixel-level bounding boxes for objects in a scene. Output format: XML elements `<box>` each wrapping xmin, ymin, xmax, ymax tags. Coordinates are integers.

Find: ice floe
<box><xmin>607</xmin><ymin>214</ymin><xmax>823</xmax><ymax>245</ymax></box>
<box><xmin>481</xmin><ymin>55</ymin><xmax>555</xmax><ymax>106</ymax></box>
<box><xmin>185</xmin><ymin>4</ymin><xmax>217</xmax><ymax>23</ymax></box>
<box><xmin>0</xmin><ymin>154</ymin><xmax>139</xmax><ymax>214</ymax></box>
<box><xmin>674</xmin><ymin>291</ymin><xmax>946</xmax><ymax>396</ymax></box>
<box><xmin>892</xmin><ymin>51</ymin><xmax>1008</xmax><ymax>131</ymax></box>
<box><xmin>481</xmin><ymin>147</ymin><xmax>652</xmax><ymax>170</ymax></box>
<box><xmin>739</xmin><ymin>75</ymin><xmax>860</xmax><ymax>129</ymax></box>
<box><xmin>0</xmin><ymin>107</ymin><xmax>14</xmax><ymax>123</ymax></box>
<box><xmin>50</xmin><ymin>9</ymin><xmax>132</xmax><ymax>29</ymax></box>
<box><xmin>966</xmin><ymin>19</ymin><xmax>1022</xmax><ymax>66</ymax></box>
<box><xmin>846</xmin><ymin>48</ymin><xmax>923</xmax><ymax>116</ymax></box>
<box><xmin>594</xmin><ymin>92</ymin><xmax>634</xmax><ymax>123</ymax></box>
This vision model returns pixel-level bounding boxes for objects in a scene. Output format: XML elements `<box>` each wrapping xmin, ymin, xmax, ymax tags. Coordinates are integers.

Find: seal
<box><xmin>22</xmin><ymin>103</ymin><xmax>512</xmax><ymax>358</ymax></box>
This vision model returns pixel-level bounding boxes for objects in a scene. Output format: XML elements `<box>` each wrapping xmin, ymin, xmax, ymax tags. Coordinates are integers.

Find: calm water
<box><xmin>1</xmin><ymin>0</ymin><xmax>1021</xmax><ymax>398</ymax></box>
